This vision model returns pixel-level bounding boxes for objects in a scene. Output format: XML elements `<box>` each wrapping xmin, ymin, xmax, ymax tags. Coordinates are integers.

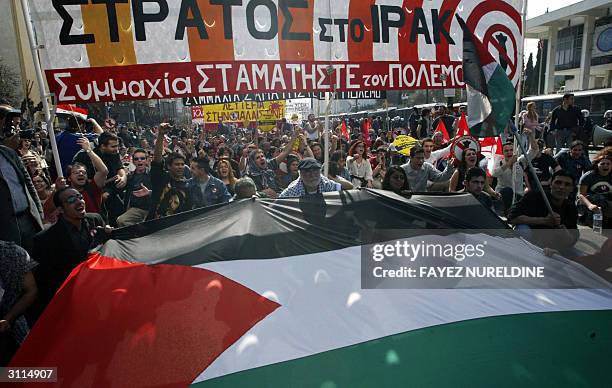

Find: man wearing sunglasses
<box><xmin>117</xmin><ymin>149</ymin><xmax>151</xmax><ymax>227</ymax></box>
<box><xmin>30</xmin><ymin>187</ymin><xmax>109</xmax><ymax>324</ymax></box>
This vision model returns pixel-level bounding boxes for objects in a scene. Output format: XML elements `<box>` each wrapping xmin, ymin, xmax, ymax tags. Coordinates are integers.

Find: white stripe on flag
<box><xmin>193</xmin><ymin>237</ymin><xmax>612</xmax><ymax>383</ymax></box>
<box><xmin>466</xmin><ymin>84</ymin><xmax>493</xmax><ymax>128</ymax></box>
<box><xmin>482</xmin><ymin>62</ymin><xmax>498</xmax><ymax>83</ymax></box>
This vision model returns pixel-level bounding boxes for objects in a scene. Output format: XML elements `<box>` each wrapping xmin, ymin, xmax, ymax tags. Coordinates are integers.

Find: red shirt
<box><xmin>78</xmin><ymin>181</ymin><xmax>103</xmax><ymax>214</ymax></box>
<box><xmin>369</xmin><ymin>156</ymin><xmax>379</xmax><ymax>170</ymax></box>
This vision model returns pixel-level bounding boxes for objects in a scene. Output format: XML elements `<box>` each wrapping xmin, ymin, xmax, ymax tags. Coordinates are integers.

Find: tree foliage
<box><xmin>0</xmin><ymin>58</ymin><xmax>21</xmax><ymax>106</ymax></box>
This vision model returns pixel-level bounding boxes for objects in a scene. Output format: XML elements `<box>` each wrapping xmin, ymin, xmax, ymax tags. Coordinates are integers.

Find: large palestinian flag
<box><xmin>458</xmin><ymin>16</ymin><xmax>516</xmax><ymax>138</ymax></box>
<box><xmin>11</xmin><ymin>190</ymin><xmax>612</xmax><ymax>387</ymax></box>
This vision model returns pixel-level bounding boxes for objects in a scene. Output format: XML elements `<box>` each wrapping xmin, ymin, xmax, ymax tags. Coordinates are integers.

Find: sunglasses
<box><xmin>133</xmin><ymin>156</ymin><xmax>147</xmax><ymax>161</ymax></box>
<box><xmin>64</xmin><ymin>193</ymin><xmax>84</xmax><ymax>204</ymax></box>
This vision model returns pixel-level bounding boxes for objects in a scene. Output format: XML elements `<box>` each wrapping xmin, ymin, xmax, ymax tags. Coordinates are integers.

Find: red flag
<box><xmin>56</xmin><ymin>104</ymin><xmax>88</xmax><ymax>120</ymax></box>
<box><xmin>341</xmin><ymin>120</ymin><xmax>349</xmax><ymax>140</ymax></box>
<box><xmin>11</xmin><ymin>254</ymin><xmax>279</xmax><ymax>387</ymax></box>
<box><xmin>434</xmin><ymin>120</ymin><xmax>450</xmax><ymax>142</ymax></box>
<box><xmin>456</xmin><ymin>112</ymin><xmax>472</xmax><ymax>138</ymax></box>
<box><xmin>361</xmin><ymin>118</ymin><xmax>372</xmax><ymax>148</ymax></box>
<box><xmin>484</xmin><ymin>136</ymin><xmax>504</xmax><ymax>177</ymax></box>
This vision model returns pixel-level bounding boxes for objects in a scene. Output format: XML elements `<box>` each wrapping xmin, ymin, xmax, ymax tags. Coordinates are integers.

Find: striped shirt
<box><xmin>279</xmin><ymin>176</ymin><xmax>341</xmax><ymax>198</ymax></box>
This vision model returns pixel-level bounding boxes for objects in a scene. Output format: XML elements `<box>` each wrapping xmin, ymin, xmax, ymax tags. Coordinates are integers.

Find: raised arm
<box><xmin>77</xmin><ymin>137</ymin><xmax>109</xmax><ymax>188</ymax></box>
<box><xmin>275</xmin><ymin>131</ymin><xmax>299</xmax><ymax>164</ymax></box>
<box><xmin>154</xmin><ymin>124</ymin><xmax>170</xmax><ymax>163</ymax></box>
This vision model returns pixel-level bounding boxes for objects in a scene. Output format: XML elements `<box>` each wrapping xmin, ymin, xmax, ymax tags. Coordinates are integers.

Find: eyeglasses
<box><xmin>133</xmin><ymin>156</ymin><xmax>147</xmax><ymax>161</ymax></box>
<box><xmin>64</xmin><ymin>193</ymin><xmax>84</xmax><ymax>204</ymax></box>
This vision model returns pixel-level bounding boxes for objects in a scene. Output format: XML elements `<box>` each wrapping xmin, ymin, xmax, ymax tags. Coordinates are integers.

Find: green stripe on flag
<box><xmin>195</xmin><ymin>310</ymin><xmax>612</xmax><ymax>387</ymax></box>
<box><xmin>488</xmin><ymin>65</ymin><xmax>516</xmax><ymax>136</ymax></box>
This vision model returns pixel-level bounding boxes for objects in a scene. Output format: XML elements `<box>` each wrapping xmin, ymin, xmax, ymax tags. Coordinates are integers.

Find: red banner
<box><xmin>47</xmin><ymin>61</ymin><xmax>464</xmax><ymax>103</ymax></box>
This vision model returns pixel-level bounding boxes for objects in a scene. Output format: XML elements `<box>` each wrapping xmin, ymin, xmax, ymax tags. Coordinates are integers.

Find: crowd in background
<box><xmin>1</xmin><ymin>92</ymin><xmax>611</xmax><ymax>363</ymax></box>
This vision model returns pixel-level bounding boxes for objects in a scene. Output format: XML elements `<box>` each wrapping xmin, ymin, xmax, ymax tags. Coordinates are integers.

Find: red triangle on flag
<box><xmin>361</xmin><ymin>118</ymin><xmax>371</xmax><ymax>148</ymax></box>
<box><xmin>456</xmin><ymin>112</ymin><xmax>472</xmax><ymax>138</ymax></box>
<box><xmin>341</xmin><ymin>120</ymin><xmax>349</xmax><ymax>141</ymax></box>
<box><xmin>485</xmin><ymin>136</ymin><xmax>504</xmax><ymax>177</ymax></box>
<box><xmin>434</xmin><ymin>120</ymin><xmax>450</xmax><ymax>142</ymax></box>
<box><xmin>11</xmin><ymin>254</ymin><xmax>280</xmax><ymax>387</ymax></box>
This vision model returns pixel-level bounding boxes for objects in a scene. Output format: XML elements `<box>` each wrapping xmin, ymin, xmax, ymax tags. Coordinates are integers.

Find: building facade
<box><xmin>527</xmin><ymin>0</ymin><xmax>612</xmax><ymax>93</ymax></box>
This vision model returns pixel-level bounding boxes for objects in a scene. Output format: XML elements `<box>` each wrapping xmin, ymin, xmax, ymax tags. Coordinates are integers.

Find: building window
<box><xmin>555</xmin><ymin>25</ymin><xmax>583</xmax><ymax>71</ymax></box>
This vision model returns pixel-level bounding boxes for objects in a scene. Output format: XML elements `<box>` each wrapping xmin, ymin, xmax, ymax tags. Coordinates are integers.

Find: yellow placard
<box><xmin>392</xmin><ymin>135</ymin><xmax>419</xmax><ymax>156</ymax></box>
<box><xmin>202</xmin><ymin>101</ymin><xmax>285</xmax><ymax>132</ymax></box>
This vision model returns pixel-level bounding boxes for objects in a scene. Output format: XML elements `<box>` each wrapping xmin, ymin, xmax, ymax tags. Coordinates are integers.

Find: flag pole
<box><xmin>19</xmin><ymin>0</ymin><xmax>63</xmax><ymax>178</ymax></box>
<box><xmin>515</xmin><ymin>0</ymin><xmax>527</xmax><ymax>128</ymax></box>
<box><xmin>511</xmin><ymin>0</ymin><xmax>528</xmax><ymax>204</ymax></box>
<box><xmin>510</xmin><ymin>121</ymin><xmax>553</xmax><ymax>214</ymax></box>
<box><xmin>323</xmin><ymin>65</ymin><xmax>336</xmax><ymax>177</ymax></box>
<box><xmin>537</xmin><ymin>40</ymin><xmax>544</xmax><ymax>94</ymax></box>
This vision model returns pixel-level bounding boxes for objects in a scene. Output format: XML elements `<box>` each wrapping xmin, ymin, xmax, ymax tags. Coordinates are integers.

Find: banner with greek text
<box><xmin>183</xmin><ymin>91</ymin><xmax>386</xmax><ymax>106</ymax></box>
<box><xmin>31</xmin><ymin>0</ymin><xmax>523</xmax><ymax>103</ymax></box>
<box><xmin>192</xmin><ymin>100</ymin><xmax>285</xmax><ymax>131</ymax></box>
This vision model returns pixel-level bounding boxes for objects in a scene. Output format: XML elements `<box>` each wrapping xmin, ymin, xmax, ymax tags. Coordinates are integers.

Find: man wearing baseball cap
<box><xmin>279</xmin><ymin>158</ymin><xmax>341</xmax><ymax>198</ymax></box>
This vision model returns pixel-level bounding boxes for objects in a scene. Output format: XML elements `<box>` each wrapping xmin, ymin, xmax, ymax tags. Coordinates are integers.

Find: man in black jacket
<box><xmin>117</xmin><ymin>148</ymin><xmax>151</xmax><ymax>226</ymax></box>
<box><xmin>550</xmin><ymin>94</ymin><xmax>584</xmax><ymax>153</ymax></box>
<box><xmin>30</xmin><ymin>187</ymin><xmax>109</xmax><ymax>324</ymax></box>
<box><xmin>0</xmin><ymin>105</ymin><xmax>43</xmax><ymax>253</ymax></box>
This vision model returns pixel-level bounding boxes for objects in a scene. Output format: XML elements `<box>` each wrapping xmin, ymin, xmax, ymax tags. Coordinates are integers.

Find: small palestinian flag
<box><xmin>434</xmin><ymin>119</ymin><xmax>450</xmax><ymax>141</ymax></box>
<box><xmin>10</xmin><ymin>193</ymin><xmax>612</xmax><ymax>387</ymax></box>
<box><xmin>456</xmin><ymin>112</ymin><xmax>472</xmax><ymax>138</ymax></box>
<box><xmin>56</xmin><ymin>104</ymin><xmax>88</xmax><ymax>120</ymax></box>
<box><xmin>457</xmin><ymin>16</ymin><xmax>516</xmax><ymax>137</ymax></box>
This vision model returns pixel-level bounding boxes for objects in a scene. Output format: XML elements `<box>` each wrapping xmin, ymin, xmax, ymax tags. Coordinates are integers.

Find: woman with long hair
<box><xmin>216</xmin><ymin>159</ymin><xmax>237</xmax><ymax>196</ymax></box>
<box><xmin>449</xmin><ymin>149</ymin><xmax>501</xmax><ymax>200</ymax></box>
<box><xmin>449</xmin><ymin>148</ymin><xmax>479</xmax><ymax>192</ymax></box>
<box><xmin>346</xmin><ymin>141</ymin><xmax>373</xmax><ymax>188</ymax></box>
<box><xmin>522</xmin><ymin>102</ymin><xmax>539</xmax><ymax>131</ymax></box>
<box><xmin>331</xmin><ymin>150</ymin><xmax>350</xmax><ymax>181</ymax></box>
<box><xmin>370</xmin><ymin>148</ymin><xmax>387</xmax><ymax>189</ymax></box>
<box><xmin>382</xmin><ymin>166</ymin><xmax>410</xmax><ymax>194</ymax></box>
<box><xmin>328</xmin><ymin>160</ymin><xmax>354</xmax><ymax>190</ymax></box>
<box><xmin>32</xmin><ymin>172</ymin><xmax>59</xmax><ymax>225</ymax></box>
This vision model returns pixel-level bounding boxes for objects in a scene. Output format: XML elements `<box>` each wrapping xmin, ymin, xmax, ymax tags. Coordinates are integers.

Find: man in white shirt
<box><xmin>305</xmin><ymin>114</ymin><xmax>322</xmax><ymax>142</ymax></box>
<box><xmin>422</xmin><ymin>137</ymin><xmax>451</xmax><ymax>167</ymax></box>
<box><xmin>491</xmin><ymin>128</ymin><xmax>538</xmax><ymax>215</ymax></box>
<box><xmin>401</xmin><ymin>146</ymin><xmax>455</xmax><ymax>192</ymax></box>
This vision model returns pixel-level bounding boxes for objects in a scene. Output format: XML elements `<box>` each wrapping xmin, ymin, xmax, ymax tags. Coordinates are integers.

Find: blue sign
<box><xmin>596</xmin><ymin>27</ymin><xmax>612</xmax><ymax>53</ymax></box>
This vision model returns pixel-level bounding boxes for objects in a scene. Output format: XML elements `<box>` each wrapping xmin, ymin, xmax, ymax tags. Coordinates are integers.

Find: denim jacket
<box><xmin>188</xmin><ymin>175</ymin><xmax>231</xmax><ymax>209</ymax></box>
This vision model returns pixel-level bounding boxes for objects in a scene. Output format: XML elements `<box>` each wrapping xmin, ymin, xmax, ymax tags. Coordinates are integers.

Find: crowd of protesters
<box><xmin>1</xmin><ymin>91</ymin><xmax>611</xmax><ymax>363</ymax></box>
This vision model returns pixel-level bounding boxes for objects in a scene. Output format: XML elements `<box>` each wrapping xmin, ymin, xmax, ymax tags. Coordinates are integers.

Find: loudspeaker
<box><xmin>593</xmin><ymin>125</ymin><xmax>612</xmax><ymax>146</ymax></box>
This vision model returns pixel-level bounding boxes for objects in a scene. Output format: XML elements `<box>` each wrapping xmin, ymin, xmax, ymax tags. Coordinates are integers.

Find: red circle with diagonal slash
<box><xmin>466</xmin><ymin>0</ymin><xmax>522</xmax><ymax>83</ymax></box>
<box><xmin>483</xmin><ymin>24</ymin><xmax>519</xmax><ymax>81</ymax></box>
